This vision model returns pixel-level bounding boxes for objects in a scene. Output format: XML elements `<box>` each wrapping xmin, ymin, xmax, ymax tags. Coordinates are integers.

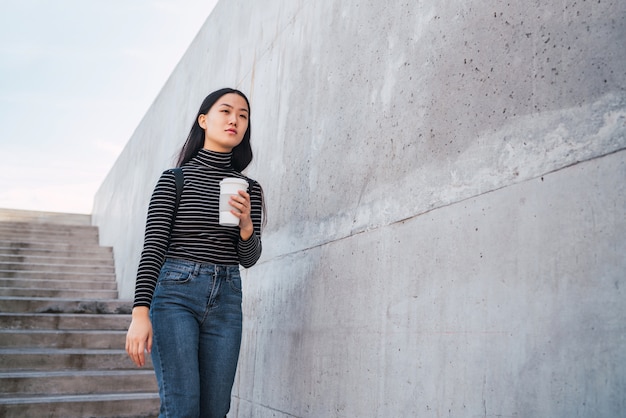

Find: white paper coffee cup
<box><xmin>219</xmin><ymin>177</ymin><xmax>249</xmax><ymax>226</ymax></box>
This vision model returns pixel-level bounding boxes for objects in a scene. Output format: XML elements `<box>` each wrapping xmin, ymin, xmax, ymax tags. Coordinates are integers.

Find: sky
<box><xmin>0</xmin><ymin>0</ymin><xmax>219</xmax><ymax>214</ymax></box>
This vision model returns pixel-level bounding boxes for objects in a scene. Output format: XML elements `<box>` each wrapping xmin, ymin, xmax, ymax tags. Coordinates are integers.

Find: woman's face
<box><xmin>198</xmin><ymin>93</ymin><xmax>249</xmax><ymax>152</ymax></box>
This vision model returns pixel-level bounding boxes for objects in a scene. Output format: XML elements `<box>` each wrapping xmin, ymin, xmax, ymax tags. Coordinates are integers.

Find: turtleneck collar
<box><xmin>191</xmin><ymin>148</ymin><xmax>233</xmax><ymax>169</ymax></box>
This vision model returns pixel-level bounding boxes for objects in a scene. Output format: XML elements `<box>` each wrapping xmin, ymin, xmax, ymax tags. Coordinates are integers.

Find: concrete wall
<box><xmin>93</xmin><ymin>0</ymin><xmax>626</xmax><ymax>416</ymax></box>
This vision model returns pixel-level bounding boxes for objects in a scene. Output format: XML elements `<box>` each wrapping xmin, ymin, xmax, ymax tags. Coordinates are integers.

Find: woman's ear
<box><xmin>197</xmin><ymin>114</ymin><xmax>207</xmax><ymax>129</ymax></box>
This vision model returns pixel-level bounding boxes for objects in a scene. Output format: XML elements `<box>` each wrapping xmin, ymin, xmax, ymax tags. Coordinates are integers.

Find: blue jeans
<box><xmin>150</xmin><ymin>258</ymin><xmax>243</xmax><ymax>418</ymax></box>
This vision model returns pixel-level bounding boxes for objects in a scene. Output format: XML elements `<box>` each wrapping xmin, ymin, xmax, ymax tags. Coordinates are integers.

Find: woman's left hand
<box><xmin>230</xmin><ymin>189</ymin><xmax>253</xmax><ymax>240</ymax></box>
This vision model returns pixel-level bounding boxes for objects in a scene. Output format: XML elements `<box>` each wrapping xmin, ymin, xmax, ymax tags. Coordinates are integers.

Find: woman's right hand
<box><xmin>125</xmin><ymin>306</ymin><xmax>153</xmax><ymax>367</ymax></box>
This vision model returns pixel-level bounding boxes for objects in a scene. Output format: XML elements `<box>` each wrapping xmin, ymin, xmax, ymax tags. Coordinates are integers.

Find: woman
<box><xmin>126</xmin><ymin>88</ymin><xmax>264</xmax><ymax>417</ymax></box>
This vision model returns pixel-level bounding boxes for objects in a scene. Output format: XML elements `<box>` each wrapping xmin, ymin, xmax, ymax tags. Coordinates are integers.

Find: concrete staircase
<box><xmin>0</xmin><ymin>209</ymin><xmax>159</xmax><ymax>418</ymax></box>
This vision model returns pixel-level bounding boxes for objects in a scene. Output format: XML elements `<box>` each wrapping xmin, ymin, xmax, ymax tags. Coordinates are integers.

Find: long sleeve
<box><xmin>133</xmin><ymin>170</ymin><xmax>178</xmax><ymax>308</ymax></box>
<box><xmin>237</xmin><ymin>179</ymin><xmax>263</xmax><ymax>268</ymax></box>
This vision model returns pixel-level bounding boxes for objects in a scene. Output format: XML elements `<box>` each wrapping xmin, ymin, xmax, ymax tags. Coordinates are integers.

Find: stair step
<box><xmin>0</xmin><ymin>392</ymin><xmax>159</xmax><ymax>418</ymax></box>
<box><xmin>0</xmin><ymin>253</ymin><xmax>114</xmax><ymax>266</ymax></box>
<box><xmin>0</xmin><ymin>329</ymin><xmax>126</xmax><ymax>349</ymax></box>
<box><xmin>0</xmin><ymin>261</ymin><xmax>115</xmax><ymax>274</ymax></box>
<box><xmin>0</xmin><ymin>223</ymin><xmax>98</xmax><ymax>234</ymax></box>
<box><xmin>0</xmin><ymin>348</ymin><xmax>151</xmax><ymax>371</ymax></box>
<box><xmin>0</xmin><ymin>221</ymin><xmax>95</xmax><ymax>232</ymax></box>
<box><xmin>0</xmin><ymin>370</ymin><xmax>157</xmax><ymax>396</ymax></box>
<box><xmin>0</xmin><ymin>209</ymin><xmax>91</xmax><ymax>226</ymax></box>
<box><xmin>0</xmin><ymin>269</ymin><xmax>115</xmax><ymax>280</ymax></box>
<box><xmin>0</xmin><ymin>288</ymin><xmax>118</xmax><ymax>299</ymax></box>
<box><xmin>0</xmin><ymin>242</ymin><xmax>112</xmax><ymax>257</ymax></box>
<box><xmin>0</xmin><ymin>232</ymin><xmax>100</xmax><ymax>247</ymax></box>
<box><xmin>0</xmin><ymin>313</ymin><xmax>130</xmax><ymax>330</ymax></box>
<box><xmin>0</xmin><ymin>297</ymin><xmax>132</xmax><ymax>314</ymax></box>
<box><xmin>0</xmin><ymin>278</ymin><xmax>117</xmax><ymax>290</ymax></box>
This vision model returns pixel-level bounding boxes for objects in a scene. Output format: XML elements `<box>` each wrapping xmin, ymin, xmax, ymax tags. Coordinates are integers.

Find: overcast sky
<box><xmin>0</xmin><ymin>0</ymin><xmax>218</xmax><ymax>214</ymax></box>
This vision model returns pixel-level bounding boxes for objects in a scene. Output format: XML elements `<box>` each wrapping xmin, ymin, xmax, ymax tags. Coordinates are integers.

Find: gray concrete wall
<box><xmin>93</xmin><ymin>0</ymin><xmax>626</xmax><ymax>416</ymax></box>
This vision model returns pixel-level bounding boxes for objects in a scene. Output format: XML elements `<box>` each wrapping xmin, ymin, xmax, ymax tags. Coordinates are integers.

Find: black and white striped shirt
<box><xmin>133</xmin><ymin>149</ymin><xmax>263</xmax><ymax>308</ymax></box>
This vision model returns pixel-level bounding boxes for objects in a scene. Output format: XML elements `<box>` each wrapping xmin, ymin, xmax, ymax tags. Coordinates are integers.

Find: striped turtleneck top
<box><xmin>133</xmin><ymin>149</ymin><xmax>263</xmax><ymax>308</ymax></box>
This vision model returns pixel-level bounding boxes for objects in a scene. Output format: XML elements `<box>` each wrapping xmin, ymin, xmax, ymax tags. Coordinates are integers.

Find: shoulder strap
<box><xmin>245</xmin><ymin>176</ymin><xmax>257</xmax><ymax>193</ymax></box>
<box><xmin>171</xmin><ymin>168</ymin><xmax>184</xmax><ymax>215</ymax></box>
<box><xmin>167</xmin><ymin>168</ymin><xmax>184</xmax><ymax>242</ymax></box>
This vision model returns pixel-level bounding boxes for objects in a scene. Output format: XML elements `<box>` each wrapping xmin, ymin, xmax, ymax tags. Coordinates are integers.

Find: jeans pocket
<box><xmin>228</xmin><ymin>276</ymin><xmax>242</xmax><ymax>294</ymax></box>
<box><xmin>159</xmin><ymin>269</ymin><xmax>192</xmax><ymax>285</ymax></box>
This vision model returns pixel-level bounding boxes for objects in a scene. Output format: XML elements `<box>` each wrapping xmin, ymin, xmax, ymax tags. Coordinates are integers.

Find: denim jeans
<box><xmin>150</xmin><ymin>258</ymin><xmax>243</xmax><ymax>418</ymax></box>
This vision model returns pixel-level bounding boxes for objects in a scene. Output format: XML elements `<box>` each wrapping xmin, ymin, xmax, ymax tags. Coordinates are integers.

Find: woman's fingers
<box><xmin>126</xmin><ymin>314</ymin><xmax>152</xmax><ymax>367</ymax></box>
<box><xmin>126</xmin><ymin>334</ymin><xmax>146</xmax><ymax>367</ymax></box>
<box><xmin>230</xmin><ymin>190</ymin><xmax>251</xmax><ymax>216</ymax></box>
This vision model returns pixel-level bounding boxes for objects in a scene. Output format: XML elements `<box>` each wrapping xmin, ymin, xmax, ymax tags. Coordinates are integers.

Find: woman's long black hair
<box><xmin>176</xmin><ymin>88</ymin><xmax>252</xmax><ymax>171</ymax></box>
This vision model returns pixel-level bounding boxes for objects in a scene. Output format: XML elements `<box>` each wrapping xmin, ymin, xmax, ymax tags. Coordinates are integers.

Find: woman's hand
<box><xmin>125</xmin><ymin>306</ymin><xmax>152</xmax><ymax>367</ymax></box>
<box><xmin>231</xmin><ymin>189</ymin><xmax>254</xmax><ymax>240</ymax></box>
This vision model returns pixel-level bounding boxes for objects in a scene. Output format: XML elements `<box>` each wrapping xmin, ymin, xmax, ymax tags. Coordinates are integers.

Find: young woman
<box><xmin>126</xmin><ymin>88</ymin><xmax>264</xmax><ymax>417</ymax></box>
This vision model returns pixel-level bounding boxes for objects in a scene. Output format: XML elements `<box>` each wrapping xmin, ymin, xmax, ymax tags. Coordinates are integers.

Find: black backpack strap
<box><xmin>245</xmin><ymin>176</ymin><xmax>257</xmax><ymax>193</ymax></box>
<box><xmin>167</xmin><ymin>168</ymin><xmax>184</xmax><ymax>244</ymax></box>
<box><xmin>170</xmin><ymin>168</ymin><xmax>184</xmax><ymax>215</ymax></box>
